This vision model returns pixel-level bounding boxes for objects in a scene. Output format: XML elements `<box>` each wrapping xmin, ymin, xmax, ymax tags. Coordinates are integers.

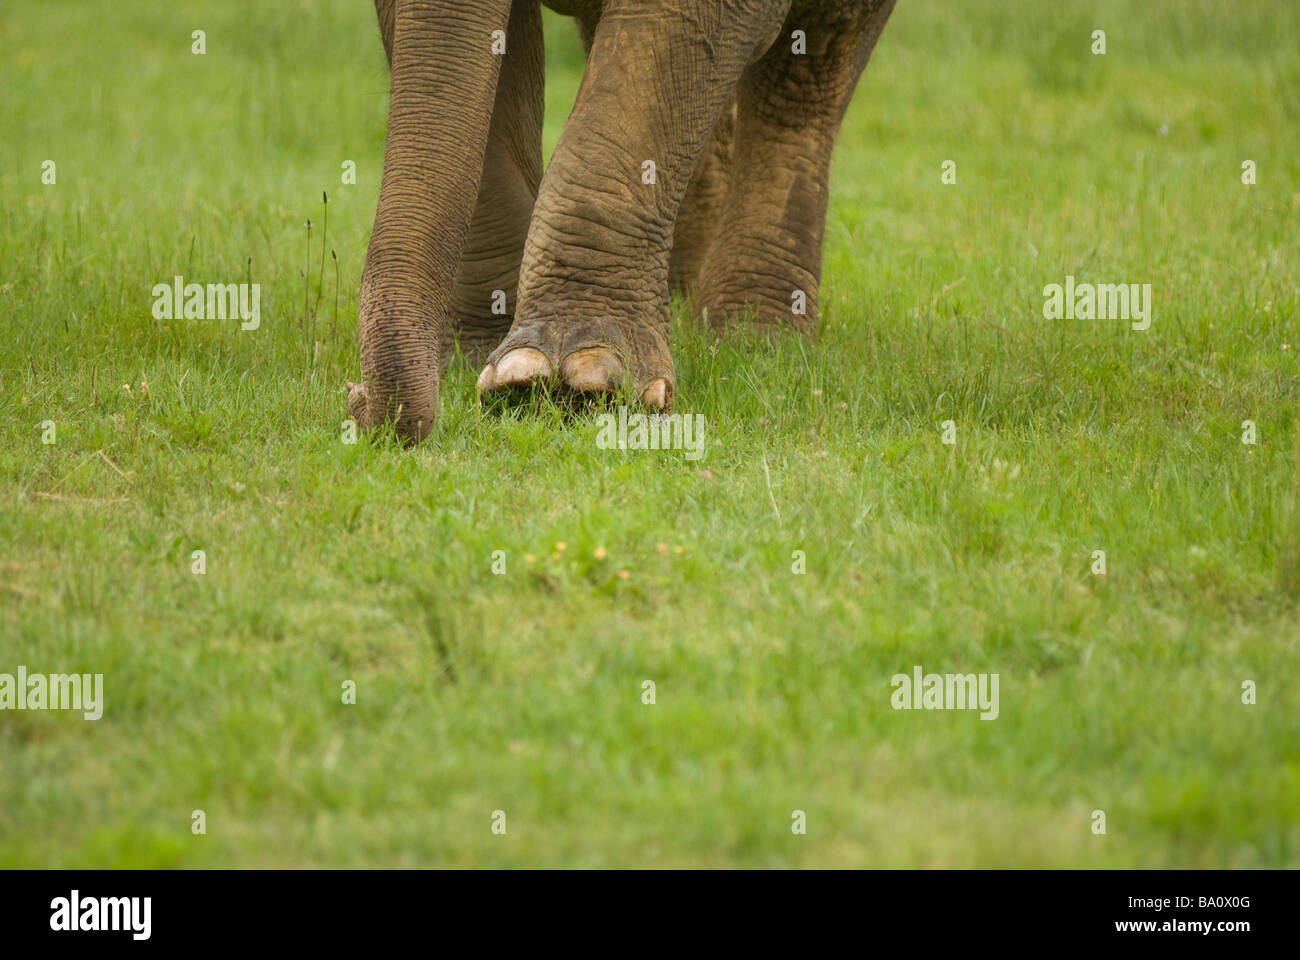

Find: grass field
<box><xmin>1</xmin><ymin>0</ymin><xmax>1297</xmax><ymax>867</ymax></box>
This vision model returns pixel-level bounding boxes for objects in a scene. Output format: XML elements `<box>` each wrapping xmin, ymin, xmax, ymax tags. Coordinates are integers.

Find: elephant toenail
<box><xmin>560</xmin><ymin>348</ymin><xmax>622</xmax><ymax>392</ymax></box>
<box><xmin>493</xmin><ymin>348</ymin><xmax>551</xmax><ymax>387</ymax></box>
<box><xmin>640</xmin><ymin>378</ymin><xmax>670</xmax><ymax>410</ymax></box>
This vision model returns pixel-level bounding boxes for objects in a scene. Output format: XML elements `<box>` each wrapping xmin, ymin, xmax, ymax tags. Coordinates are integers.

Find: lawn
<box><xmin>0</xmin><ymin>0</ymin><xmax>1297</xmax><ymax>867</ymax></box>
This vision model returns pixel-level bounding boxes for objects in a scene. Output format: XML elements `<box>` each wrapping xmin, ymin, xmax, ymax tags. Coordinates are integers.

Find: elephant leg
<box><xmin>697</xmin><ymin>0</ymin><xmax>897</xmax><ymax>335</ymax></box>
<box><xmin>373</xmin><ymin>0</ymin><xmax>396</xmax><ymax>65</ymax></box>
<box><xmin>444</xmin><ymin>0</ymin><xmax>545</xmax><ymax>369</ymax></box>
<box><xmin>350</xmin><ymin>0</ymin><xmax>513</xmax><ymax>442</ymax></box>
<box><xmin>573</xmin><ymin>0</ymin><xmax>733</xmax><ymax>302</ymax></box>
<box><xmin>477</xmin><ymin>1</ymin><xmax>792</xmax><ymax>411</ymax></box>
<box><xmin>669</xmin><ymin>103</ymin><xmax>736</xmax><ymax>296</ymax></box>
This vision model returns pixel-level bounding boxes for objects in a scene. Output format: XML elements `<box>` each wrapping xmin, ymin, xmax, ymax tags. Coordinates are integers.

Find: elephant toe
<box><xmin>559</xmin><ymin>349</ymin><xmax>674</xmax><ymax>411</ymax></box>
<box><xmin>560</xmin><ymin>347</ymin><xmax>623</xmax><ymax>394</ymax></box>
<box><xmin>640</xmin><ymin>377</ymin><xmax>672</xmax><ymax>411</ymax></box>
<box><xmin>479</xmin><ymin>347</ymin><xmax>552</xmax><ymax>394</ymax></box>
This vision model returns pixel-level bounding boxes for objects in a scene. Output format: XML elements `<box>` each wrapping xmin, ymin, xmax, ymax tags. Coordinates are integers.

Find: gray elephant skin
<box><xmin>348</xmin><ymin>0</ymin><xmax>898</xmax><ymax>442</ymax></box>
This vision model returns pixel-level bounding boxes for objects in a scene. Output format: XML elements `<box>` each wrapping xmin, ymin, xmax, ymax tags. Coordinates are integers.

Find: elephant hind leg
<box><xmin>669</xmin><ymin>102</ymin><xmax>736</xmax><ymax>297</ymax></box>
<box><xmin>697</xmin><ymin>0</ymin><xmax>897</xmax><ymax>336</ymax></box>
<box><xmin>373</xmin><ymin>0</ymin><xmax>395</xmax><ymax>66</ymax></box>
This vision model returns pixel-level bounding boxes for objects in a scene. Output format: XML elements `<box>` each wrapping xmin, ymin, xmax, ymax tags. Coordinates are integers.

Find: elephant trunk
<box><xmin>357</xmin><ymin>0</ymin><xmax>513</xmax><ymax>442</ymax></box>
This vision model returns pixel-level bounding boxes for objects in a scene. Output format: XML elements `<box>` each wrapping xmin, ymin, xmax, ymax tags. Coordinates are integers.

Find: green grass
<box><xmin>2</xmin><ymin>0</ymin><xmax>1298</xmax><ymax>867</ymax></box>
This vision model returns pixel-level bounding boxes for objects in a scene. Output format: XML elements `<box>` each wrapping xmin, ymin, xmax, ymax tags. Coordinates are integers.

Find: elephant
<box><xmin>348</xmin><ymin>0</ymin><xmax>898</xmax><ymax>442</ymax></box>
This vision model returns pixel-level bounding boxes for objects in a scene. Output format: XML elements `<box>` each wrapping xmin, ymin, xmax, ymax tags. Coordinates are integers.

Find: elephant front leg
<box><xmin>477</xmin><ymin>2</ymin><xmax>792</xmax><ymax>411</ymax></box>
<box><xmin>443</xmin><ymin>0</ymin><xmax>545</xmax><ymax>370</ymax></box>
<box><xmin>697</xmin><ymin>0</ymin><xmax>897</xmax><ymax>335</ymax></box>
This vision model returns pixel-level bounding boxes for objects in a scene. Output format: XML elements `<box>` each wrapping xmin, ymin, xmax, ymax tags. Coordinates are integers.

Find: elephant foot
<box><xmin>699</xmin><ymin>286</ymin><xmax>817</xmax><ymax>338</ymax></box>
<box><xmin>706</xmin><ymin>308</ymin><xmax>813</xmax><ymax>339</ymax></box>
<box><xmin>476</xmin><ymin>318</ymin><xmax>674</xmax><ymax>411</ymax></box>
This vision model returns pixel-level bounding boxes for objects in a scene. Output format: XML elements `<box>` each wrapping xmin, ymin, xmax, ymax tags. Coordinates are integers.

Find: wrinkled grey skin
<box><xmin>350</xmin><ymin>0</ymin><xmax>896</xmax><ymax>442</ymax></box>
